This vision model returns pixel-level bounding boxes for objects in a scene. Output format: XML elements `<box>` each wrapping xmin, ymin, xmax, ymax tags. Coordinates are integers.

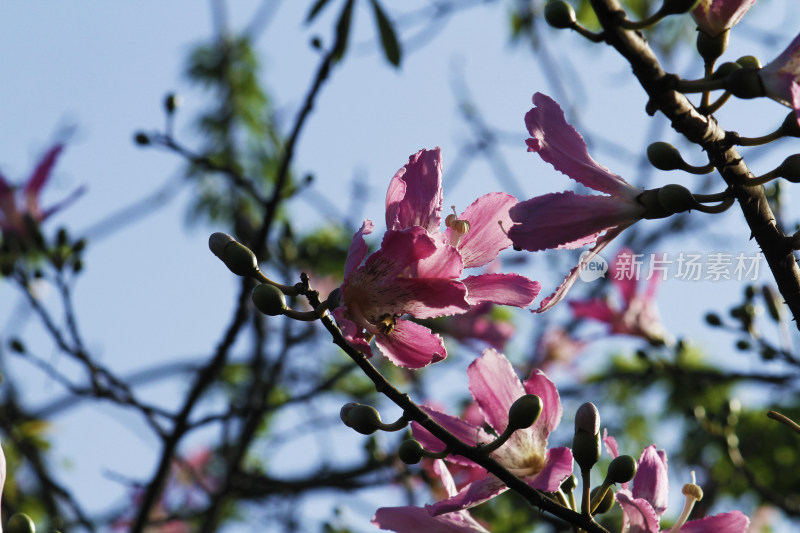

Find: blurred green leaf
<box><xmin>369</xmin><ymin>0</ymin><xmax>401</xmax><ymax>67</ymax></box>
<box><xmin>306</xmin><ymin>0</ymin><xmax>334</xmax><ymax>23</ymax></box>
<box><xmin>332</xmin><ymin>0</ymin><xmax>356</xmax><ymax>62</ymax></box>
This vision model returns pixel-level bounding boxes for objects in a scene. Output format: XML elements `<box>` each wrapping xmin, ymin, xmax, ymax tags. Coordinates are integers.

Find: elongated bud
<box><xmin>507</xmin><ymin>394</ymin><xmax>543</xmax><ymax>431</ymax></box>
<box><xmin>398</xmin><ymin>439</ymin><xmax>424</xmax><ymax>464</ymax></box>
<box><xmin>647</xmin><ymin>142</ymin><xmax>685</xmax><ymax>171</ymax></box>
<box><xmin>725</xmin><ymin>68</ymin><xmax>765</xmax><ymax>99</ymax></box>
<box><xmin>606</xmin><ymin>455</ymin><xmax>637</xmax><ymax>484</ymax></box>
<box><xmin>778</xmin><ymin>154</ymin><xmax>800</xmax><ymax>182</ymax></box>
<box><xmin>661</xmin><ymin>0</ymin><xmax>700</xmax><ymax>15</ymax></box>
<box><xmin>209</xmin><ymin>232</ymin><xmax>259</xmax><ymax>276</ymax></box>
<box><xmin>252</xmin><ymin>284</ymin><xmax>287</xmax><ymax>316</ymax></box>
<box><xmin>590</xmin><ymin>486</ymin><xmax>615</xmax><ymax>514</ymax></box>
<box><xmin>340</xmin><ymin>403</ymin><xmax>383</xmax><ymax>435</ymax></box>
<box><xmin>7</xmin><ymin>513</ymin><xmax>36</xmax><ymax>533</ymax></box>
<box><xmin>573</xmin><ymin>402</ymin><xmax>601</xmax><ymax>470</ymax></box>
<box><xmin>544</xmin><ymin>0</ymin><xmax>576</xmax><ymax>29</ymax></box>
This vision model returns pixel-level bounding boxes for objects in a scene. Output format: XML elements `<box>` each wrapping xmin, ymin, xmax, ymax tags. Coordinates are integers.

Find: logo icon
<box><xmin>578</xmin><ymin>251</ymin><xmax>608</xmax><ymax>282</ymax></box>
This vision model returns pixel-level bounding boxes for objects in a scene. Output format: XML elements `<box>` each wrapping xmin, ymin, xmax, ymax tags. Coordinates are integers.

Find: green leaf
<box><xmin>306</xmin><ymin>0</ymin><xmax>334</xmax><ymax>23</ymax></box>
<box><xmin>332</xmin><ymin>0</ymin><xmax>356</xmax><ymax>62</ymax></box>
<box><xmin>369</xmin><ymin>0</ymin><xmax>401</xmax><ymax>66</ymax></box>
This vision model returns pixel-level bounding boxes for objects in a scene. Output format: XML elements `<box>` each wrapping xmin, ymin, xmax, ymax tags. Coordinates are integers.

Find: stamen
<box><xmin>667</xmin><ymin>471</ymin><xmax>704</xmax><ymax>533</ymax></box>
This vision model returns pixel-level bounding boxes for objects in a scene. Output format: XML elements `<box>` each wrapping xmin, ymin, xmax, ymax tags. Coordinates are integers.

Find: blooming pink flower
<box><xmin>386</xmin><ymin>148</ymin><xmax>540</xmax><ymax>309</ymax></box>
<box><xmin>412</xmin><ymin>348</ymin><xmax>573</xmax><ymax>514</ymax></box>
<box><xmin>759</xmin><ymin>33</ymin><xmax>800</xmax><ymax>127</ymax></box>
<box><xmin>691</xmin><ymin>0</ymin><xmax>756</xmax><ymax>37</ymax></box>
<box><xmin>372</xmin><ymin>460</ymin><xmax>490</xmax><ymax>533</ymax></box>
<box><xmin>508</xmin><ymin>93</ymin><xmax>646</xmax><ymax>312</ymax></box>
<box><xmin>0</xmin><ymin>143</ymin><xmax>84</xmax><ymax>237</ymax></box>
<box><xmin>568</xmin><ymin>248</ymin><xmax>668</xmax><ymax>344</ymax></box>
<box><xmin>605</xmin><ymin>435</ymin><xmax>749</xmax><ymax>533</ymax></box>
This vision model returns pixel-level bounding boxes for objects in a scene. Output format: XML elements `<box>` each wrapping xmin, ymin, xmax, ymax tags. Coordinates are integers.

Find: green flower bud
<box><xmin>134</xmin><ymin>132</ymin><xmax>150</xmax><ymax>145</ymax></box>
<box><xmin>735</xmin><ymin>339</ymin><xmax>750</xmax><ymax>351</ymax></box>
<box><xmin>340</xmin><ymin>403</ymin><xmax>382</xmax><ymax>435</ymax></box>
<box><xmin>696</xmin><ymin>28</ymin><xmax>729</xmax><ymax>63</ymax></box>
<box><xmin>661</xmin><ymin>0</ymin><xmax>700</xmax><ymax>16</ymax></box>
<box><xmin>507</xmin><ymin>394</ymin><xmax>543</xmax><ymax>431</ymax></box>
<box><xmin>209</xmin><ymin>232</ymin><xmax>259</xmax><ymax>276</ymax></box>
<box><xmin>560</xmin><ymin>474</ymin><xmax>578</xmax><ymax>492</ymax></box>
<box><xmin>657</xmin><ymin>184</ymin><xmax>696</xmax><ymax>215</ymax></box>
<box><xmin>590</xmin><ymin>486</ymin><xmax>615</xmax><ymax>514</ymax></box>
<box><xmin>725</xmin><ymin>68</ymin><xmax>765</xmax><ymax>100</ymax></box>
<box><xmin>398</xmin><ymin>439</ymin><xmax>424</xmax><ymax>464</ymax></box>
<box><xmin>780</xmin><ymin>112</ymin><xmax>800</xmax><ymax>138</ymax></box>
<box><xmin>704</xmin><ymin>312</ymin><xmax>722</xmax><ymax>327</ymax></box>
<box><xmin>647</xmin><ymin>142</ymin><xmax>685</xmax><ymax>171</ymax></box>
<box><xmin>544</xmin><ymin>1</ymin><xmax>576</xmax><ymax>29</ymax></box>
<box><xmin>164</xmin><ymin>93</ymin><xmax>182</xmax><ymax>114</ymax></box>
<box><xmin>736</xmin><ymin>55</ymin><xmax>762</xmax><ymax>69</ymax></box>
<box><xmin>606</xmin><ymin>455</ymin><xmax>637</xmax><ymax>484</ymax></box>
<box><xmin>7</xmin><ymin>513</ymin><xmax>36</xmax><ymax>533</ymax></box>
<box><xmin>252</xmin><ymin>284</ymin><xmax>287</xmax><ymax>316</ymax></box>
<box><xmin>778</xmin><ymin>154</ymin><xmax>800</xmax><ymax>183</ymax></box>
<box><xmin>710</xmin><ymin>61</ymin><xmax>741</xmax><ymax>81</ymax></box>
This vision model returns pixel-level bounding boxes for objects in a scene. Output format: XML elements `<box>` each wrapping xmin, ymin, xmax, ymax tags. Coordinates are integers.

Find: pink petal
<box><xmin>368</xmin><ymin>227</ymin><xmax>438</xmax><ymax>279</ymax></box>
<box><xmin>526</xmin><ymin>446</ymin><xmax>573</xmax><ymax>492</ymax></box>
<box><xmin>372</xmin><ymin>505</ymin><xmax>489</xmax><ymax>533</ymax></box>
<box><xmin>385</xmin><ymin>148</ymin><xmax>443</xmax><ymax>234</ymax></box>
<box><xmin>522</xmin><ymin>369</ymin><xmax>563</xmax><ymax>448</ymax></box>
<box><xmin>389</xmin><ymin>277</ymin><xmax>470</xmax><ymax>318</ymax></box>
<box><xmin>632</xmin><ymin>445</ymin><xmax>669</xmax><ymax>517</ymax></box>
<box><xmin>450</xmin><ymin>192</ymin><xmax>517</xmax><ymax>268</ymax></box>
<box><xmin>344</xmin><ymin>220</ymin><xmax>374</xmax><ymax>277</ymax></box>
<box><xmin>603</xmin><ymin>429</ymin><xmax>620</xmax><ymax>458</ymax></box>
<box><xmin>535</xmin><ymin>224</ymin><xmax>629</xmax><ymax>313</ymax></box>
<box><xmin>375</xmin><ymin>319</ymin><xmax>447</xmax><ymax>368</ymax></box>
<box><xmin>462</xmin><ymin>273</ymin><xmax>540</xmax><ymax>308</ymax></box>
<box><xmin>434</xmin><ymin>459</ymin><xmax>458</xmax><ymax>498</ymax></box>
<box><xmin>569</xmin><ymin>298</ymin><xmax>616</xmax><ymax>323</ymax></box>
<box><xmin>526</xmin><ymin>93</ymin><xmax>639</xmax><ymax>198</ymax></box>
<box><xmin>610</xmin><ymin>247</ymin><xmax>639</xmax><ymax>305</ymax></box>
<box><xmin>331</xmin><ymin>308</ymin><xmax>373</xmax><ymax>357</ymax></box>
<box><xmin>508</xmin><ymin>191</ymin><xmax>641</xmax><ymax>252</ymax></box>
<box><xmin>680</xmin><ymin>511</ymin><xmax>750</xmax><ymax>533</ymax></box>
<box><xmin>24</xmin><ymin>143</ymin><xmax>64</xmax><ymax>198</ymax></box>
<box><xmin>467</xmin><ymin>348</ymin><xmax>526</xmax><ymax>435</ymax></box>
<box><xmin>412</xmin><ymin>239</ymin><xmax>463</xmax><ymax>279</ymax></box>
<box><xmin>412</xmin><ymin>406</ymin><xmax>492</xmax><ymax>467</ymax></box>
<box><xmin>691</xmin><ymin>0</ymin><xmax>755</xmax><ymax>37</ymax></box>
<box><xmin>429</xmin><ymin>476</ymin><xmax>508</xmax><ymax>516</ymax></box>
<box><xmin>616</xmin><ymin>490</ymin><xmax>661</xmax><ymax>533</ymax></box>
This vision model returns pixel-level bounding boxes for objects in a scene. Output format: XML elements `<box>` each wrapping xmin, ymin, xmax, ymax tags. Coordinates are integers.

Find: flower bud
<box><xmin>575</xmin><ymin>402</ymin><xmax>600</xmax><ymax>435</ymax></box>
<box><xmin>778</xmin><ymin>154</ymin><xmax>800</xmax><ymax>183</ymax></box>
<box><xmin>164</xmin><ymin>93</ymin><xmax>182</xmax><ymax>114</ymax></box>
<box><xmin>544</xmin><ymin>1</ymin><xmax>576</xmax><ymax>29</ymax></box>
<box><xmin>696</xmin><ymin>28</ymin><xmax>729</xmax><ymax>63</ymax></box>
<box><xmin>736</xmin><ymin>55</ymin><xmax>762</xmax><ymax>69</ymax></box>
<box><xmin>507</xmin><ymin>394</ymin><xmax>543</xmax><ymax>431</ymax></box>
<box><xmin>252</xmin><ymin>284</ymin><xmax>287</xmax><ymax>316</ymax></box>
<box><xmin>704</xmin><ymin>312</ymin><xmax>722</xmax><ymax>326</ymax></box>
<box><xmin>780</xmin><ymin>112</ymin><xmax>800</xmax><ymax>138</ymax></box>
<box><xmin>657</xmin><ymin>184</ymin><xmax>696</xmax><ymax>214</ymax></box>
<box><xmin>710</xmin><ymin>61</ymin><xmax>741</xmax><ymax>80</ymax></box>
<box><xmin>647</xmin><ymin>142</ymin><xmax>685</xmax><ymax>171</ymax></box>
<box><xmin>590</xmin><ymin>486</ymin><xmax>615</xmax><ymax>514</ymax></box>
<box><xmin>725</xmin><ymin>68</ymin><xmax>766</xmax><ymax>99</ymax></box>
<box><xmin>7</xmin><ymin>513</ymin><xmax>36</xmax><ymax>533</ymax></box>
<box><xmin>573</xmin><ymin>402</ymin><xmax>601</xmax><ymax>470</ymax></box>
<box><xmin>398</xmin><ymin>439</ymin><xmax>424</xmax><ymax>464</ymax></box>
<box><xmin>340</xmin><ymin>403</ymin><xmax>382</xmax><ymax>435</ymax></box>
<box><xmin>560</xmin><ymin>474</ymin><xmax>578</xmax><ymax>492</ymax></box>
<box><xmin>209</xmin><ymin>232</ymin><xmax>259</xmax><ymax>276</ymax></box>
<box><xmin>134</xmin><ymin>132</ymin><xmax>150</xmax><ymax>146</ymax></box>
<box><xmin>661</xmin><ymin>0</ymin><xmax>701</xmax><ymax>16</ymax></box>
<box><xmin>606</xmin><ymin>454</ymin><xmax>638</xmax><ymax>484</ymax></box>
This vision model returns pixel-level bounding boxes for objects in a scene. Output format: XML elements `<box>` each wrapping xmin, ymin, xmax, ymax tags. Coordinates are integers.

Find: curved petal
<box><xmin>508</xmin><ymin>191</ymin><xmax>641</xmax><ymax>252</ymax></box>
<box><xmin>389</xmin><ymin>277</ymin><xmax>469</xmax><ymax>318</ymax></box>
<box><xmin>535</xmin><ymin>224</ymin><xmax>630</xmax><ymax>313</ymax></box>
<box><xmin>462</xmin><ymin>273</ymin><xmax>540</xmax><ymax>308</ymax></box>
<box><xmin>616</xmin><ymin>490</ymin><xmax>661</xmax><ymax>533</ymax></box>
<box><xmin>526</xmin><ymin>446</ymin><xmax>573</xmax><ymax>492</ymax></box>
<box><xmin>331</xmin><ymin>308</ymin><xmax>373</xmax><ymax>357</ymax></box>
<box><xmin>680</xmin><ymin>511</ymin><xmax>750</xmax><ymax>533</ymax></box>
<box><xmin>429</xmin><ymin>475</ymin><xmax>508</xmax><ymax>516</ymax></box>
<box><xmin>523</xmin><ymin>369</ymin><xmax>563</xmax><ymax>447</ymax></box>
<box><xmin>526</xmin><ymin>93</ymin><xmax>638</xmax><ymax>198</ymax></box>
<box><xmin>412</xmin><ymin>239</ymin><xmax>463</xmax><ymax>279</ymax></box>
<box><xmin>24</xmin><ymin>143</ymin><xmax>64</xmax><ymax>197</ymax></box>
<box><xmin>434</xmin><ymin>459</ymin><xmax>458</xmax><ymax>498</ymax></box>
<box><xmin>375</xmin><ymin>319</ymin><xmax>447</xmax><ymax>368</ymax></box>
<box><xmin>467</xmin><ymin>348</ymin><xmax>526</xmax><ymax>435</ymax></box>
<box><xmin>633</xmin><ymin>445</ymin><xmax>669</xmax><ymax>517</ymax></box>
<box><xmin>344</xmin><ymin>220</ymin><xmax>374</xmax><ymax>277</ymax></box>
<box><xmin>450</xmin><ymin>192</ymin><xmax>517</xmax><ymax>268</ymax></box>
<box><xmin>385</xmin><ymin>148</ymin><xmax>443</xmax><ymax>233</ymax></box>
<box><xmin>367</xmin><ymin>227</ymin><xmax>437</xmax><ymax>279</ymax></box>
<box><xmin>372</xmin><ymin>505</ymin><xmax>489</xmax><ymax>533</ymax></box>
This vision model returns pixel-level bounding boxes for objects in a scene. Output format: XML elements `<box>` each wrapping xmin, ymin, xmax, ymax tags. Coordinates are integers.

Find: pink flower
<box><xmin>569</xmin><ymin>248</ymin><xmax>668</xmax><ymax>344</ymax></box>
<box><xmin>691</xmin><ymin>0</ymin><xmax>756</xmax><ymax>37</ymax></box>
<box><xmin>438</xmin><ymin>301</ymin><xmax>515</xmax><ymax>351</ymax></box>
<box><xmin>608</xmin><ymin>438</ymin><xmax>749</xmax><ymax>533</ymax></box>
<box><xmin>531</xmin><ymin>326</ymin><xmax>586</xmax><ymax>370</ymax></box>
<box><xmin>508</xmin><ymin>93</ymin><xmax>646</xmax><ymax>312</ymax></box>
<box><xmin>0</xmin><ymin>143</ymin><xmax>85</xmax><ymax>237</ymax></box>
<box><xmin>386</xmin><ymin>148</ymin><xmax>541</xmax><ymax>309</ymax></box>
<box><xmin>412</xmin><ymin>348</ymin><xmax>573</xmax><ymax>514</ymax></box>
<box><xmin>372</xmin><ymin>460</ymin><xmax>490</xmax><ymax>533</ymax></box>
<box><xmin>759</xmin><ymin>33</ymin><xmax>800</xmax><ymax>127</ymax></box>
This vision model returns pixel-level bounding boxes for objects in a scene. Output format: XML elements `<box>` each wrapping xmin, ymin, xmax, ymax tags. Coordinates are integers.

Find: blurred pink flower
<box><xmin>691</xmin><ymin>0</ymin><xmax>756</xmax><ymax>37</ymax></box>
<box><xmin>531</xmin><ymin>327</ymin><xmax>586</xmax><ymax>369</ymax></box>
<box><xmin>760</xmin><ymin>33</ymin><xmax>800</xmax><ymax>127</ymax></box>
<box><xmin>441</xmin><ymin>302</ymin><xmax>515</xmax><ymax>351</ymax></box>
<box><xmin>0</xmin><ymin>143</ymin><xmax>84</xmax><ymax>237</ymax></box>
<box><xmin>508</xmin><ymin>93</ymin><xmax>646</xmax><ymax>312</ymax></box>
<box><xmin>569</xmin><ymin>248</ymin><xmax>669</xmax><ymax>344</ymax></box>
<box><xmin>372</xmin><ymin>460</ymin><xmax>489</xmax><ymax>532</ymax></box>
<box><xmin>412</xmin><ymin>349</ymin><xmax>573</xmax><ymax>514</ymax></box>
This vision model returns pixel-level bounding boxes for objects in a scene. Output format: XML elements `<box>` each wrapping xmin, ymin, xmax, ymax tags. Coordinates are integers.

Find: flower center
<box><xmin>376</xmin><ymin>314</ymin><xmax>397</xmax><ymax>335</ymax></box>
